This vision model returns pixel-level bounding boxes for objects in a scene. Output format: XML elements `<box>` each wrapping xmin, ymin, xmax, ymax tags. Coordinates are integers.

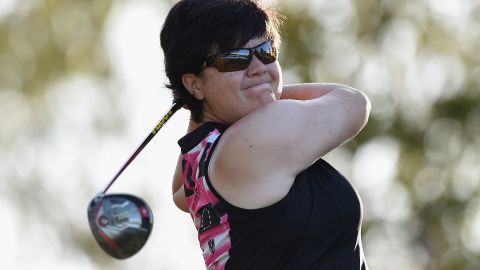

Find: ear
<box><xmin>182</xmin><ymin>73</ymin><xmax>205</xmax><ymax>100</ymax></box>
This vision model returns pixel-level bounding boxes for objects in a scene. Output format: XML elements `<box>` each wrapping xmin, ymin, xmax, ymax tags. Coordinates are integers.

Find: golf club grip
<box><xmin>101</xmin><ymin>100</ymin><xmax>183</xmax><ymax>193</ymax></box>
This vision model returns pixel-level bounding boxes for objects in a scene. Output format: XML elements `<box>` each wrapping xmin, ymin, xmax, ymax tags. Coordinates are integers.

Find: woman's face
<box><xmin>194</xmin><ymin>37</ymin><xmax>282</xmax><ymax>124</ymax></box>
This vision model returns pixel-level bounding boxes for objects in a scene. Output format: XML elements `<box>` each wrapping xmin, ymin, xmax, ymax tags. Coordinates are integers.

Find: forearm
<box><xmin>172</xmin><ymin>119</ymin><xmax>200</xmax><ymax>194</ymax></box>
<box><xmin>281</xmin><ymin>83</ymin><xmax>371</xmax><ymax>135</ymax></box>
<box><xmin>281</xmin><ymin>83</ymin><xmax>353</xmax><ymax>100</ymax></box>
<box><xmin>172</xmin><ymin>118</ymin><xmax>201</xmax><ymax>213</ymax></box>
<box><xmin>172</xmin><ymin>154</ymin><xmax>183</xmax><ymax>194</ymax></box>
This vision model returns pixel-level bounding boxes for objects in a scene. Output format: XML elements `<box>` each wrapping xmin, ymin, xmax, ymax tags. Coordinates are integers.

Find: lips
<box><xmin>243</xmin><ymin>81</ymin><xmax>272</xmax><ymax>91</ymax></box>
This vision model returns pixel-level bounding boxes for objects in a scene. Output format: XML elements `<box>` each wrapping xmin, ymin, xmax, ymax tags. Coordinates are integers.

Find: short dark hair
<box><xmin>160</xmin><ymin>0</ymin><xmax>283</xmax><ymax>123</ymax></box>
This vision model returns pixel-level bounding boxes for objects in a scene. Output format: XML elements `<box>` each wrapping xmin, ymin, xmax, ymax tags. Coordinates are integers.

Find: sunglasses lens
<box><xmin>206</xmin><ymin>41</ymin><xmax>277</xmax><ymax>72</ymax></box>
<box><xmin>87</xmin><ymin>193</ymin><xmax>154</xmax><ymax>259</ymax></box>
<box><xmin>214</xmin><ymin>50</ymin><xmax>251</xmax><ymax>72</ymax></box>
<box><xmin>256</xmin><ymin>42</ymin><xmax>277</xmax><ymax>64</ymax></box>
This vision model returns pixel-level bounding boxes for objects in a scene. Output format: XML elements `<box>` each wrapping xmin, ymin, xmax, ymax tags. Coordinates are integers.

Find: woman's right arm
<box><xmin>218</xmin><ymin>83</ymin><xmax>370</xmax><ymax>175</ymax></box>
<box><xmin>209</xmin><ymin>83</ymin><xmax>370</xmax><ymax>209</ymax></box>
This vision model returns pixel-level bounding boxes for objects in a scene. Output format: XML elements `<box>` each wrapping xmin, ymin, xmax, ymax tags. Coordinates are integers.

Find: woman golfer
<box><xmin>161</xmin><ymin>0</ymin><xmax>371</xmax><ymax>269</ymax></box>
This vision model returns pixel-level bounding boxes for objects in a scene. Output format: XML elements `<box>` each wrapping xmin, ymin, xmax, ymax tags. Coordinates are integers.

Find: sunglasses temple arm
<box><xmin>100</xmin><ymin>99</ymin><xmax>184</xmax><ymax>194</ymax></box>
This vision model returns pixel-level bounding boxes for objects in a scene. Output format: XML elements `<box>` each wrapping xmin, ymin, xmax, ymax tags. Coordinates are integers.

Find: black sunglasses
<box><xmin>202</xmin><ymin>40</ymin><xmax>277</xmax><ymax>72</ymax></box>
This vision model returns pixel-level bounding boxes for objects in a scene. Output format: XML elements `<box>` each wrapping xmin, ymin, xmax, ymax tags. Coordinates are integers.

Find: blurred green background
<box><xmin>1</xmin><ymin>0</ymin><xmax>479</xmax><ymax>269</ymax></box>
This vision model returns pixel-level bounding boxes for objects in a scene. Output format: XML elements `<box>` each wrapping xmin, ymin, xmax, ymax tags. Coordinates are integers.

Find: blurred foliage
<box><xmin>1</xmin><ymin>0</ymin><xmax>479</xmax><ymax>269</ymax></box>
<box><xmin>278</xmin><ymin>0</ymin><xmax>480</xmax><ymax>269</ymax></box>
<box><xmin>0</xmin><ymin>0</ymin><xmax>115</xmax><ymax>268</ymax></box>
<box><xmin>0</xmin><ymin>0</ymin><xmax>112</xmax><ymax>97</ymax></box>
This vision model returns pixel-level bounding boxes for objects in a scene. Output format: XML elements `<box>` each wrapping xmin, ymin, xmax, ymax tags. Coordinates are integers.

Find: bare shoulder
<box><xmin>209</xmin><ymin>86</ymin><xmax>370</xmax><ymax>209</ymax></box>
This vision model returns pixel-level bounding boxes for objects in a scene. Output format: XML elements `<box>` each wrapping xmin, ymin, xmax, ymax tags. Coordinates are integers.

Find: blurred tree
<box><xmin>278</xmin><ymin>0</ymin><xmax>480</xmax><ymax>269</ymax></box>
<box><xmin>1</xmin><ymin>0</ymin><xmax>479</xmax><ymax>269</ymax></box>
<box><xmin>0</xmin><ymin>0</ymin><xmax>112</xmax><ymax>96</ymax></box>
<box><xmin>0</xmin><ymin>0</ymin><xmax>115</xmax><ymax>267</ymax></box>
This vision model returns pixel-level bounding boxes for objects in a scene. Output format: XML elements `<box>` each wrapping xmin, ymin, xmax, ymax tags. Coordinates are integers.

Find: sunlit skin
<box><xmin>182</xmin><ymin>38</ymin><xmax>282</xmax><ymax>124</ymax></box>
<box><xmin>174</xmin><ymin>40</ymin><xmax>370</xmax><ymax>210</ymax></box>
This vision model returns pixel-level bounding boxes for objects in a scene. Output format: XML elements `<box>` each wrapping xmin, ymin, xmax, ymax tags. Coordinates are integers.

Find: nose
<box><xmin>246</xmin><ymin>54</ymin><xmax>268</xmax><ymax>77</ymax></box>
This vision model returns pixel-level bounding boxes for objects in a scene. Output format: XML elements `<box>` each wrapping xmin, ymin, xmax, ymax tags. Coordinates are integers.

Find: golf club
<box><xmin>87</xmin><ymin>99</ymin><xmax>183</xmax><ymax>259</ymax></box>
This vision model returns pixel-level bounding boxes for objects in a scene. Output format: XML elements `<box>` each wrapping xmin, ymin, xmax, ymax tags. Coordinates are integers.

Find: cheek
<box><xmin>204</xmin><ymin>72</ymin><xmax>240</xmax><ymax>94</ymax></box>
<box><xmin>272</xmin><ymin>62</ymin><xmax>282</xmax><ymax>98</ymax></box>
<box><xmin>275</xmin><ymin>62</ymin><xmax>282</xmax><ymax>81</ymax></box>
<box><xmin>219</xmin><ymin>73</ymin><xmax>245</xmax><ymax>96</ymax></box>
<box><xmin>225</xmin><ymin>73</ymin><xmax>244</xmax><ymax>86</ymax></box>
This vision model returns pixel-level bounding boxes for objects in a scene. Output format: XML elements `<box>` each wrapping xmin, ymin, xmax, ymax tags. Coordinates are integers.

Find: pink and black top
<box><xmin>178</xmin><ymin>122</ymin><xmax>368</xmax><ymax>270</ymax></box>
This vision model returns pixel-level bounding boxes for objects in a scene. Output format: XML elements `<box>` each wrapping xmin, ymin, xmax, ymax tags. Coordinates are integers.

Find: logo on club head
<box><xmin>87</xmin><ymin>194</ymin><xmax>154</xmax><ymax>259</ymax></box>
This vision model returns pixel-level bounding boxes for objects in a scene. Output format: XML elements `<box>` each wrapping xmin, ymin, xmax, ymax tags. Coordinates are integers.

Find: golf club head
<box><xmin>87</xmin><ymin>193</ymin><xmax>153</xmax><ymax>259</ymax></box>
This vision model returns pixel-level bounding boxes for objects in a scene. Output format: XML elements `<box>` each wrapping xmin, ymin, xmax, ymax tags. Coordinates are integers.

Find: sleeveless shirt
<box><xmin>178</xmin><ymin>122</ymin><xmax>368</xmax><ymax>270</ymax></box>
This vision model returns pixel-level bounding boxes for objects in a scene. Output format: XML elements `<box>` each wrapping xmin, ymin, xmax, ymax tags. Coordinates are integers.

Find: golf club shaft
<box><xmin>101</xmin><ymin>100</ymin><xmax>183</xmax><ymax>194</ymax></box>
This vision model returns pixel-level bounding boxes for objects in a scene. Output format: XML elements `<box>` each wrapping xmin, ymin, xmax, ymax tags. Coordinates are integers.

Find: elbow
<box><xmin>350</xmin><ymin>90</ymin><xmax>371</xmax><ymax>136</ymax></box>
<box><xmin>331</xmin><ymin>84</ymin><xmax>370</xmax><ymax>138</ymax></box>
<box><xmin>173</xmin><ymin>186</ymin><xmax>189</xmax><ymax>213</ymax></box>
<box><xmin>360</xmin><ymin>91</ymin><xmax>371</xmax><ymax>125</ymax></box>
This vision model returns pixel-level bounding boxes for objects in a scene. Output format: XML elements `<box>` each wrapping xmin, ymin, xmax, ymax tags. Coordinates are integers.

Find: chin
<box><xmin>258</xmin><ymin>92</ymin><xmax>276</xmax><ymax>105</ymax></box>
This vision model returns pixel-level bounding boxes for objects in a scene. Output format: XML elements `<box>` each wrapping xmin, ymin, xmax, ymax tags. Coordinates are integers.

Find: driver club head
<box><xmin>87</xmin><ymin>193</ymin><xmax>154</xmax><ymax>259</ymax></box>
